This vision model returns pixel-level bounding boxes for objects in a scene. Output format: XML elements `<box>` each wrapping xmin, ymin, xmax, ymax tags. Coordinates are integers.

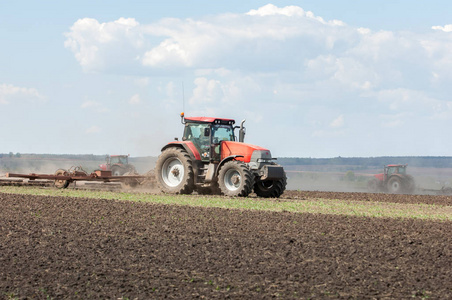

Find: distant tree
<box><xmin>15</xmin><ymin>152</ymin><xmax>21</xmax><ymax>158</ymax></box>
<box><xmin>345</xmin><ymin>171</ymin><xmax>355</xmax><ymax>181</ymax></box>
<box><xmin>8</xmin><ymin>152</ymin><xmax>13</xmax><ymax>158</ymax></box>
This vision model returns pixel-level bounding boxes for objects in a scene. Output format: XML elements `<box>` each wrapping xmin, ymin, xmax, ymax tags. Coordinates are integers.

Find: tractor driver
<box><xmin>184</xmin><ymin>124</ymin><xmax>210</xmax><ymax>160</ymax></box>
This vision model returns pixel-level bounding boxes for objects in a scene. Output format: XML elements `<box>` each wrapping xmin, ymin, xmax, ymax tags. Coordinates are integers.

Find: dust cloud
<box><xmin>283</xmin><ymin>164</ymin><xmax>452</xmax><ymax>195</ymax></box>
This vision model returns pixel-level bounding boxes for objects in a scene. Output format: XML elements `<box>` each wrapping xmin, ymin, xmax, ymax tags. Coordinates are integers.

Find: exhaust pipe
<box><xmin>239</xmin><ymin>119</ymin><xmax>246</xmax><ymax>143</ymax></box>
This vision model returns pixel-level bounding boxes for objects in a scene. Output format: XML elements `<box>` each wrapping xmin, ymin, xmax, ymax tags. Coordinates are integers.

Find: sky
<box><xmin>1</xmin><ymin>1</ymin><xmax>452</xmax><ymax>158</ymax></box>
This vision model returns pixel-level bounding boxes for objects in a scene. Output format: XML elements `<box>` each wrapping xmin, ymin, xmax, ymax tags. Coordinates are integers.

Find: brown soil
<box><xmin>0</xmin><ymin>191</ymin><xmax>451</xmax><ymax>299</ymax></box>
<box><xmin>283</xmin><ymin>190</ymin><xmax>452</xmax><ymax>206</ymax></box>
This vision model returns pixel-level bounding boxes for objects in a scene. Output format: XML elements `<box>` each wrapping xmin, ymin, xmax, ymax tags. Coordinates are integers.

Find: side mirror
<box><xmin>204</xmin><ymin>127</ymin><xmax>210</xmax><ymax>137</ymax></box>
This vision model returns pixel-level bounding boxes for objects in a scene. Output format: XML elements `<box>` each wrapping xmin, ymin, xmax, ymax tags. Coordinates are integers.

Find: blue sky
<box><xmin>1</xmin><ymin>1</ymin><xmax>452</xmax><ymax>158</ymax></box>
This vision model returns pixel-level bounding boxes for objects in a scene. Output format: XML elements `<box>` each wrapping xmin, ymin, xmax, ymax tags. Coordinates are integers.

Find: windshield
<box><xmin>211</xmin><ymin>125</ymin><xmax>235</xmax><ymax>143</ymax></box>
<box><xmin>110</xmin><ymin>156</ymin><xmax>127</xmax><ymax>164</ymax></box>
<box><xmin>397</xmin><ymin>167</ymin><xmax>406</xmax><ymax>174</ymax></box>
<box><xmin>387</xmin><ymin>166</ymin><xmax>406</xmax><ymax>175</ymax></box>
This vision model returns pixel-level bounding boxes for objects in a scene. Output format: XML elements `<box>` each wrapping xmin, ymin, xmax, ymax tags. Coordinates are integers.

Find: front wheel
<box><xmin>54</xmin><ymin>169</ymin><xmax>70</xmax><ymax>189</ymax></box>
<box><xmin>155</xmin><ymin>148</ymin><xmax>194</xmax><ymax>194</ymax></box>
<box><xmin>254</xmin><ymin>175</ymin><xmax>287</xmax><ymax>198</ymax></box>
<box><xmin>218</xmin><ymin>161</ymin><xmax>254</xmax><ymax>197</ymax></box>
<box><xmin>367</xmin><ymin>179</ymin><xmax>379</xmax><ymax>193</ymax></box>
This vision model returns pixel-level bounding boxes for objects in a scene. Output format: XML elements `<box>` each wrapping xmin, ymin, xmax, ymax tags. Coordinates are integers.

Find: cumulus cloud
<box><xmin>246</xmin><ymin>3</ymin><xmax>345</xmax><ymax>26</ymax></box>
<box><xmin>0</xmin><ymin>83</ymin><xmax>44</xmax><ymax>105</ymax></box>
<box><xmin>64</xmin><ymin>4</ymin><xmax>452</xmax><ymax>92</ymax></box>
<box><xmin>65</xmin><ymin>4</ymin><xmax>355</xmax><ymax>73</ymax></box>
<box><xmin>432</xmin><ymin>24</ymin><xmax>452</xmax><ymax>32</ymax></box>
<box><xmin>190</xmin><ymin>77</ymin><xmax>224</xmax><ymax>104</ymax></box>
<box><xmin>64</xmin><ymin>17</ymin><xmax>145</xmax><ymax>72</ymax></box>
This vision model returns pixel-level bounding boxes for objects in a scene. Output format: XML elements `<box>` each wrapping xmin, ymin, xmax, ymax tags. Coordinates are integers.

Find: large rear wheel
<box><xmin>387</xmin><ymin>176</ymin><xmax>402</xmax><ymax>194</ymax></box>
<box><xmin>218</xmin><ymin>161</ymin><xmax>254</xmax><ymax>197</ymax></box>
<box><xmin>111</xmin><ymin>166</ymin><xmax>125</xmax><ymax>176</ymax></box>
<box><xmin>254</xmin><ymin>175</ymin><xmax>287</xmax><ymax>198</ymax></box>
<box><xmin>155</xmin><ymin>147</ymin><xmax>194</xmax><ymax>194</ymax></box>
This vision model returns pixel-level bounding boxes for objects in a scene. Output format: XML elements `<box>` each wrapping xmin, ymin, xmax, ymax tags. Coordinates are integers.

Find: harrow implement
<box><xmin>5</xmin><ymin>166</ymin><xmax>150</xmax><ymax>189</ymax></box>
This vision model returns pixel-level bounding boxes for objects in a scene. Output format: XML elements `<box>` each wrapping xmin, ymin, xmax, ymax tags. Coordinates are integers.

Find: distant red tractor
<box><xmin>155</xmin><ymin>113</ymin><xmax>287</xmax><ymax>197</ymax></box>
<box><xmin>367</xmin><ymin>164</ymin><xmax>415</xmax><ymax>194</ymax></box>
<box><xmin>99</xmin><ymin>155</ymin><xmax>136</xmax><ymax>176</ymax></box>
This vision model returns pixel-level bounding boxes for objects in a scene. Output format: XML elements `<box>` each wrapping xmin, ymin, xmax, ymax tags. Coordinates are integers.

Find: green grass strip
<box><xmin>1</xmin><ymin>186</ymin><xmax>451</xmax><ymax>221</ymax></box>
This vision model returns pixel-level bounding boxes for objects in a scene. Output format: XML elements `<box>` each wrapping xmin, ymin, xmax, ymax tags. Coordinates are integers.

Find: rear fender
<box><xmin>162</xmin><ymin>141</ymin><xmax>201</xmax><ymax>161</ymax></box>
<box><xmin>389</xmin><ymin>173</ymin><xmax>412</xmax><ymax>182</ymax></box>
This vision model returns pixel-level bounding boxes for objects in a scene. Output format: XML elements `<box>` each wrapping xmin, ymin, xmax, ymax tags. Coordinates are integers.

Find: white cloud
<box><xmin>0</xmin><ymin>83</ymin><xmax>44</xmax><ymax>105</ymax></box>
<box><xmin>65</xmin><ymin>4</ymin><xmax>356</xmax><ymax>72</ymax></box>
<box><xmin>246</xmin><ymin>3</ymin><xmax>345</xmax><ymax>26</ymax></box>
<box><xmin>86</xmin><ymin>125</ymin><xmax>102</xmax><ymax>134</ymax></box>
<box><xmin>375</xmin><ymin>88</ymin><xmax>441</xmax><ymax>114</ymax></box>
<box><xmin>134</xmin><ymin>77</ymin><xmax>150</xmax><ymax>87</ymax></box>
<box><xmin>64</xmin><ymin>17</ymin><xmax>144</xmax><ymax>72</ymax></box>
<box><xmin>64</xmin><ymin>6</ymin><xmax>452</xmax><ymax>84</ymax></box>
<box><xmin>330</xmin><ymin>115</ymin><xmax>344</xmax><ymax>128</ymax></box>
<box><xmin>432</xmin><ymin>24</ymin><xmax>452</xmax><ymax>32</ymax></box>
<box><xmin>190</xmin><ymin>77</ymin><xmax>223</xmax><ymax>104</ymax></box>
<box><xmin>81</xmin><ymin>100</ymin><xmax>108</xmax><ymax>113</ymax></box>
<box><xmin>128</xmin><ymin>94</ymin><xmax>141</xmax><ymax>104</ymax></box>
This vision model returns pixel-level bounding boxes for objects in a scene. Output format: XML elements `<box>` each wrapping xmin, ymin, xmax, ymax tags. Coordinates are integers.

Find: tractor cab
<box><xmin>181</xmin><ymin>115</ymin><xmax>243</xmax><ymax>162</ymax></box>
<box><xmin>99</xmin><ymin>154</ymin><xmax>135</xmax><ymax>176</ymax></box>
<box><xmin>384</xmin><ymin>164</ymin><xmax>407</xmax><ymax>179</ymax></box>
<box><xmin>108</xmin><ymin>155</ymin><xmax>129</xmax><ymax>166</ymax></box>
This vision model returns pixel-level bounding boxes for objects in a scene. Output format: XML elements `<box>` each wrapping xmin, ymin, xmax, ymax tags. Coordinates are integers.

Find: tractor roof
<box><xmin>185</xmin><ymin>117</ymin><xmax>235</xmax><ymax>125</ymax></box>
<box><xmin>386</xmin><ymin>164</ymin><xmax>407</xmax><ymax>167</ymax></box>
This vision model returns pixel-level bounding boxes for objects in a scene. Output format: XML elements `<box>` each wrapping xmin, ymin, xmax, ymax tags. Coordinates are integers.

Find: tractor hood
<box><xmin>374</xmin><ymin>173</ymin><xmax>384</xmax><ymax>181</ymax></box>
<box><xmin>221</xmin><ymin>141</ymin><xmax>272</xmax><ymax>163</ymax></box>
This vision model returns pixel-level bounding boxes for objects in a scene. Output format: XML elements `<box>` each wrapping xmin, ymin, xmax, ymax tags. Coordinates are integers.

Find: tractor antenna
<box><xmin>181</xmin><ymin>82</ymin><xmax>186</xmax><ymax>124</ymax></box>
<box><xmin>182</xmin><ymin>81</ymin><xmax>185</xmax><ymax>114</ymax></box>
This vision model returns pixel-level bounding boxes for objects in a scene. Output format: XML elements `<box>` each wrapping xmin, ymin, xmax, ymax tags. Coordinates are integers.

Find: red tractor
<box><xmin>155</xmin><ymin>113</ymin><xmax>287</xmax><ymax>197</ymax></box>
<box><xmin>367</xmin><ymin>164</ymin><xmax>415</xmax><ymax>194</ymax></box>
<box><xmin>98</xmin><ymin>155</ymin><xmax>136</xmax><ymax>176</ymax></box>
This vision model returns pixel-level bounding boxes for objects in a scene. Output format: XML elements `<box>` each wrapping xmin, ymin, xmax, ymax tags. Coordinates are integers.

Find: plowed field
<box><xmin>1</xmin><ymin>191</ymin><xmax>451</xmax><ymax>299</ymax></box>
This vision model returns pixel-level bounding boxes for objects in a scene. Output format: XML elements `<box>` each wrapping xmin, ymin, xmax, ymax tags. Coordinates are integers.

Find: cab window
<box><xmin>211</xmin><ymin>125</ymin><xmax>234</xmax><ymax>144</ymax></box>
<box><xmin>183</xmin><ymin>124</ymin><xmax>209</xmax><ymax>141</ymax></box>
